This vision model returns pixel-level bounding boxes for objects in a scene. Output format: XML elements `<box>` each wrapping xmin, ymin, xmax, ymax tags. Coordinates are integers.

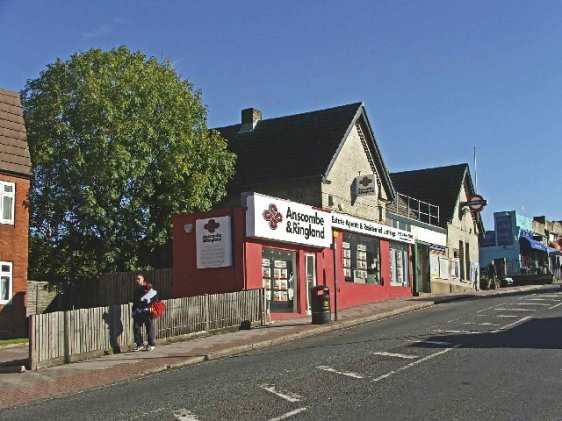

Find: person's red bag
<box><xmin>149</xmin><ymin>301</ymin><xmax>166</xmax><ymax>319</ymax></box>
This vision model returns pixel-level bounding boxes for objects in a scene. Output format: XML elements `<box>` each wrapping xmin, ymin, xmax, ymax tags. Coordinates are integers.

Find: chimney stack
<box><xmin>240</xmin><ymin>108</ymin><xmax>262</xmax><ymax>132</ymax></box>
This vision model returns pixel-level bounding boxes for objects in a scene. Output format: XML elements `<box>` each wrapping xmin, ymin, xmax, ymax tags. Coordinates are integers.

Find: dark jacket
<box><xmin>133</xmin><ymin>282</ymin><xmax>157</xmax><ymax>313</ymax></box>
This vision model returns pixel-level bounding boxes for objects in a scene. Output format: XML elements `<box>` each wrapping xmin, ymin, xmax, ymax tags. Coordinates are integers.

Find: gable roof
<box><xmin>390</xmin><ymin>164</ymin><xmax>473</xmax><ymax>226</ymax></box>
<box><xmin>0</xmin><ymin>89</ymin><xmax>31</xmax><ymax>177</ymax></box>
<box><xmin>215</xmin><ymin>102</ymin><xmax>393</xmax><ymax>197</ymax></box>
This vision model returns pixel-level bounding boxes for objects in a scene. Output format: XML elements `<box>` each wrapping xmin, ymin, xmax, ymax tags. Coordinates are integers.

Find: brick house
<box><xmin>173</xmin><ymin>103</ymin><xmax>416</xmax><ymax>319</ymax></box>
<box><xmin>0</xmin><ymin>89</ymin><xmax>31</xmax><ymax>338</ymax></box>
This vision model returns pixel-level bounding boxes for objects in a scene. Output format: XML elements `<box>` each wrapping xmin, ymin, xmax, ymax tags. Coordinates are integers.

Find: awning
<box><xmin>519</xmin><ymin>237</ymin><xmax>547</xmax><ymax>252</ymax></box>
<box><xmin>547</xmin><ymin>246</ymin><xmax>561</xmax><ymax>256</ymax></box>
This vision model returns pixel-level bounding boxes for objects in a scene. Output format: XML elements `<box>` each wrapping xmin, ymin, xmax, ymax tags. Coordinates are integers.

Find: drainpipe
<box><xmin>332</xmin><ymin>232</ymin><xmax>338</xmax><ymax>321</ymax></box>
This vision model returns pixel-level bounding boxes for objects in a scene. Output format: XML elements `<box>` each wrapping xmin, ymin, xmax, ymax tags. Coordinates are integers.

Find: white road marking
<box><xmin>479</xmin><ymin>322</ymin><xmax>498</xmax><ymax>326</ymax></box>
<box><xmin>172</xmin><ymin>409</ymin><xmax>200</xmax><ymax>421</ymax></box>
<box><xmin>524</xmin><ymin>298</ymin><xmax>547</xmax><ymax>301</ymax></box>
<box><xmin>433</xmin><ymin>329</ymin><xmax>478</xmax><ymax>334</ymax></box>
<box><xmin>477</xmin><ymin>305</ymin><xmax>502</xmax><ymax>313</ymax></box>
<box><xmin>372</xmin><ymin>345</ymin><xmax>460</xmax><ymax>383</ymax></box>
<box><xmin>373</xmin><ymin>351</ymin><xmax>418</xmax><ymax>359</ymax></box>
<box><xmin>517</xmin><ymin>302</ymin><xmax>550</xmax><ymax>306</ymax></box>
<box><xmin>316</xmin><ymin>365</ymin><xmax>364</xmax><ymax>379</ymax></box>
<box><xmin>269</xmin><ymin>408</ymin><xmax>308</xmax><ymax>421</ymax></box>
<box><xmin>129</xmin><ymin>408</ymin><xmax>166</xmax><ymax>420</ymax></box>
<box><xmin>549</xmin><ymin>302</ymin><xmax>562</xmax><ymax>310</ymax></box>
<box><xmin>260</xmin><ymin>384</ymin><xmax>303</xmax><ymax>402</ymax></box>
<box><xmin>492</xmin><ymin>316</ymin><xmax>532</xmax><ymax>333</ymax></box>
<box><xmin>494</xmin><ymin>308</ymin><xmax>535</xmax><ymax>312</ymax></box>
<box><xmin>413</xmin><ymin>340</ymin><xmax>452</xmax><ymax>346</ymax></box>
<box><xmin>496</xmin><ymin>315</ymin><xmax>519</xmax><ymax>318</ymax></box>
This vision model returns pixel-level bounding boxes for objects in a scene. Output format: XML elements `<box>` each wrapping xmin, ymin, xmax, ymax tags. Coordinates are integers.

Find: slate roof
<box><xmin>390</xmin><ymin>164</ymin><xmax>472</xmax><ymax>227</ymax></box>
<box><xmin>0</xmin><ymin>89</ymin><xmax>31</xmax><ymax>177</ymax></box>
<box><xmin>215</xmin><ymin>102</ymin><xmax>369</xmax><ymax>188</ymax></box>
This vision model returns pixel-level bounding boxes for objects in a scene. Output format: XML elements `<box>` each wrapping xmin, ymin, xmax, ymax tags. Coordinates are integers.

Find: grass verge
<box><xmin>0</xmin><ymin>338</ymin><xmax>28</xmax><ymax>347</ymax></box>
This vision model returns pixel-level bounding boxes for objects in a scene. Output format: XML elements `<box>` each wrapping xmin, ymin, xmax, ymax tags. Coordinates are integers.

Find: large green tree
<box><xmin>22</xmin><ymin>47</ymin><xmax>235</xmax><ymax>283</ymax></box>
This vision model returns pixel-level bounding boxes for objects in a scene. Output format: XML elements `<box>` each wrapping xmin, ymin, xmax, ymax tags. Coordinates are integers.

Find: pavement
<box><xmin>0</xmin><ymin>284</ymin><xmax>553</xmax><ymax>410</ymax></box>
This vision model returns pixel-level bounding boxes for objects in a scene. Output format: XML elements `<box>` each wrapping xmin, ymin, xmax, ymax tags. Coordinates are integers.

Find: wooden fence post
<box><xmin>204</xmin><ymin>294</ymin><xmax>209</xmax><ymax>331</ymax></box>
<box><xmin>64</xmin><ymin>310</ymin><xmax>71</xmax><ymax>363</ymax></box>
<box><xmin>29</xmin><ymin>315</ymin><xmax>37</xmax><ymax>370</ymax></box>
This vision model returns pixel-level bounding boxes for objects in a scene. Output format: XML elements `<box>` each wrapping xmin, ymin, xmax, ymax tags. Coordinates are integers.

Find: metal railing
<box><xmin>388</xmin><ymin>192</ymin><xmax>440</xmax><ymax>226</ymax></box>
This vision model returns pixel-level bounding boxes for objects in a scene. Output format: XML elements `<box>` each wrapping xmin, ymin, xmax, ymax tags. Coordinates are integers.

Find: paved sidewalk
<box><xmin>0</xmin><ymin>284</ymin><xmax>550</xmax><ymax>409</ymax></box>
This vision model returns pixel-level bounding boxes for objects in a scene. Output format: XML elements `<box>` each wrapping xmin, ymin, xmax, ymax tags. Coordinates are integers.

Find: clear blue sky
<box><xmin>1</xmin><ymin>1</ymin><xmax>560</xmax><ymax>230</ymax></box>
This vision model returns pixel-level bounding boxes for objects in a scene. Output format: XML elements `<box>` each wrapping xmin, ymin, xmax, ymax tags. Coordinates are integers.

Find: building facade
<box><xmin>173</xmin><ymin>103</ymin><xmax>415</xmax><ymax>318</ymax></box>
<box><xmin>390</xmin><ymin>164</ymin><xmax>484</xmax><ymax>293</ymax></box>
<box><xmin>173</xmin><ymin>193</ymin><xmax>414</xmax><ymax>320</ymax></box>
<box><xmin>0</xmin><ymin>89</ymin><xmax>31</xmax><ymax>338</ymax></box>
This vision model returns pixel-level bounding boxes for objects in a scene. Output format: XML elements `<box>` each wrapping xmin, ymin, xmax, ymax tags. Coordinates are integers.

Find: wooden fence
<box><xmin>27</xmin><ymin>268</ymin><xmax>173</xmax><ymax>314</ymax></box>
<box><xmin>29</xmin><ymin>289</ymin><xmax>266</xmax><ymax>370</ymax></box>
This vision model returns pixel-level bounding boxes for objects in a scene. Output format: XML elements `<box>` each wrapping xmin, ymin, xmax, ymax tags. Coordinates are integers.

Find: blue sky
<box><xmin>1</xmin><ymin>1</ymin><xmax>560</xmax><ymax>229</ymax></box>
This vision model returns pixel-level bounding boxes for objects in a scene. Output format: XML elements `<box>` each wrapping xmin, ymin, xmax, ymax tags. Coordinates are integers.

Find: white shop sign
<box><xmin>246</xmin><ymin>193</ymin><xmax>332</xmax><ymax>248</ymax></box>
<box><xmin>355</xmin><ymin>174</ymin><xmax>377</xmax><ymax>197</ymax></box>
<box><xmin>331</xmin><ymin>212</ymin><xmax>415</xmax><ymax>244</ymax></box>
<box><xmin>196</xmin><ymin>216</ymin><xmax>232</xmax><ymax>268</ymax></box>
<box><xmin>411</xmin><ymin>225</ymin><xmax>446</xmax><ymax>246</ymax></box>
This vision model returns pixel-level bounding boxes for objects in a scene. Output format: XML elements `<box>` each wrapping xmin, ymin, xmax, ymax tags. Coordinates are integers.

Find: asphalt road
<box><xmin>6</xmin><ymin>286</ymin><xmax>562</xmax><ymax>420</ymax></box>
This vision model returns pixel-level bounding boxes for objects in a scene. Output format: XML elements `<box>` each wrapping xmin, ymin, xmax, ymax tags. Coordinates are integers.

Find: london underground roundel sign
<box><xmin>465</xmin><ymin>194</ymin><xmax>487</xmax><ymax>212</ymax></box>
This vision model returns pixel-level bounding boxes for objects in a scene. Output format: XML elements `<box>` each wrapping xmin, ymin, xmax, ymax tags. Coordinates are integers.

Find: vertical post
<box><xmin>204</xmin><ymin>294</ymin><xmax>210</xmax><ymax>331</ymax></box>
<box><xmin>64</xmin><ymin>310</ymin><xmax>71</xmax><ymax>364</ymax></box>
<box><xmin>29</xmin><ymin>315</ymin><xmax>37</xmax><ymax>370</ymax></box>
<box><xmin>332</xmin><ymin>233</ymin><xmax>338</xmax><ymax>322</ymax></box>
<box><xmin>259</xmin><ymin>288</ymin><xmax>265</xmax><ymax>326</ymax></box>
<box><xmin>128</xmin><ymin>303</ymin><xmax>134</xmax><ymax>348</ymax></box>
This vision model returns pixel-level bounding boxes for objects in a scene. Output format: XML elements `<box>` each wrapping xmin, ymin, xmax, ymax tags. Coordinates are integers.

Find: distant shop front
<box><xmin>173</xmin><ymin>193</ymin><xmax>414</xmax><ymax>320</ymax></box>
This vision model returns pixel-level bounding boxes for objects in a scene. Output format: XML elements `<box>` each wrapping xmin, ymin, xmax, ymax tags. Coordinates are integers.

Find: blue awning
<box><xmin>519</xmin><ymin>237</ymin><xmax>547</xmax><ymax>252</ymax></box>
<box><xmin>547</xmin><ymin>247</ymin><xmax>561</xmax><ymax>256</ymax></box>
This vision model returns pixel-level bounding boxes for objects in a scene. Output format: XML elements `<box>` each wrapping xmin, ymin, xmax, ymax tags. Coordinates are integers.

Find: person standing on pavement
<box><xmin>487</xmin><ymin>261</ymin><xmax>497</xmax><ymax>289</ymax></box>
<box><xmin>132</xmin><ymin>274</ymin><xmax>157</xmax><ymax>351</ymax></box>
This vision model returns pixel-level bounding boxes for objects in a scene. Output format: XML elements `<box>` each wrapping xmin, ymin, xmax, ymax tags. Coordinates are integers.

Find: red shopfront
<box><xmin>172</xmin><ymin>193</ymin><xmax>414</xmax><ymax>320</ymax></box>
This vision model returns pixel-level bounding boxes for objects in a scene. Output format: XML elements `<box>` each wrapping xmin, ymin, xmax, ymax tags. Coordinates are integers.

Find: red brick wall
<box><xmin>0</xmin><ymin>174</ymin><xmax>30</xmax><ymax>338</ymax></box>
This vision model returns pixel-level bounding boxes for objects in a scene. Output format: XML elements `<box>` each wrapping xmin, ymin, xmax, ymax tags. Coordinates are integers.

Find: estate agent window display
<box><xmin>390</xmin><ymin>241</ymin><xmax>410</xmax><ymax>286</ymax></box>
<box><xmin>262</xmin><ymin>247</ymin><xmax>298</xmax><ymax>313</ymax></box>
<box><xmin>342</xmin><ymin>232</ymin><xmax>381</xmax><ymax>285</ymax></box>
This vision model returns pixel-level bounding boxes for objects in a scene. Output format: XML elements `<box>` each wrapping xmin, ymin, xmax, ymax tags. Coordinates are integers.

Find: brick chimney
<box><xmin>240</xmin><ymin>108</ymin><xmax>262</xmax><ymax>132</ymax></box>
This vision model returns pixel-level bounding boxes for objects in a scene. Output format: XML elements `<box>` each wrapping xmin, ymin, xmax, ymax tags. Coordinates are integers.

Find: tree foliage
<box><xmin>22</xmin><ymin>47</ymin><xmax>235</xmax><ymax>282</ymax></box>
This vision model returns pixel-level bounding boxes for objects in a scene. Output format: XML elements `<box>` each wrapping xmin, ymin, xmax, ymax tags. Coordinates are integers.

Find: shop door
<box><xmin>416</xmin><ymin>245</ymin><xmax>430</xmax><ymax>293</ymax></box>
<box><xmin>305</xmin><ymin>254</ymin><xmax>316</xmax><ymax>314</ymax></box>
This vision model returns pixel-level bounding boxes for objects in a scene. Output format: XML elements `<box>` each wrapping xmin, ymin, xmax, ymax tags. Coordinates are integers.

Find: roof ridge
<box><xmin>391</xmin><ymin>163</ymin><xmax>467</xmax><ymax>175</ymax></box>
<box><xmin>213</xmin><ymin>102</ymin><xmax>362</xmax><ymax>130</ymax></box>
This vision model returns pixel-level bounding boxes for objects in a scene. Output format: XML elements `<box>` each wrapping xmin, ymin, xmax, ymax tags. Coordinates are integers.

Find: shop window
<box><xmin>390</xmin><ymin>241</ymin><xmax>409</xmax><ymax>286</ymax></box>
<box><xmin>342</xmin><ymin>233</ymin><xmax>381</xmax><ymax>285</ymax></box>
<box><xmin>0</xmin><ymin>182</ymin><xmax>15</xmax><ymax>224</ymax></box>
<box><xmin>262</xmin><ymin>248</ymin><xmax>298</xmax><ymax>313</ymax></box>
<box><xmin>0</xmin><ymin>262</ymin><xmax>12</xmax><ymax>303</ymax></box>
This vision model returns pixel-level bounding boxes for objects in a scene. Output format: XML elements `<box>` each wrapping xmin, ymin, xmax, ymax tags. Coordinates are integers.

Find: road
<box><xmin>5</xmin><ymin>287</ymin><xmax>562</xmax><ymax>420</ymax></box>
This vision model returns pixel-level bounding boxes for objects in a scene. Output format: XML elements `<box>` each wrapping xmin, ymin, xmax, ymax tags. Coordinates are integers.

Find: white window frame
<box><xmin>0</xmin><ymin>262</ymin><xmax>13</xmax><ymax>304</ymax></box>
<box><xmin>0</xmin><ymin>181</ymin><xmax>15</xmax><ymax>225</ymax></box>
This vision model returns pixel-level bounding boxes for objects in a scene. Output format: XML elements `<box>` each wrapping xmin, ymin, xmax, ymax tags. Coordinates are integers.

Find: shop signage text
<box><xmin>331</xmin><ymin>213</ymin><xmax>415</xmax><ymax>244</ymax></box>
<box><xmin>246</xmin><ymin>193</ymin><xmax>332</xmax><ymax>248</ymax></box>
<box><xmin>355</xmin><ymin>174</ymin><xmax>377</xmax><ymax>197</ymax></box>
<box><xmin>196</xmin><ymin>216</ymin><xmax>233</xmax><ymax>268</ymax></box>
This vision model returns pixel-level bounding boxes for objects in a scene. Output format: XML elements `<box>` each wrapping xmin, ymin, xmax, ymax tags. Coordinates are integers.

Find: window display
<box><xmin>390</xmin><ymin>241</ymin><xmax>410</xmax><ymax>286</ymax></box>
<box><xmin>342</xmin><ymin>233</ymin><xmax>381</xmax><ymax>285</ymax></box>
<box><xmin>262</xmin><ymin>248</ymin><xmax>297</xmax><ymax>313</ymax></box>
